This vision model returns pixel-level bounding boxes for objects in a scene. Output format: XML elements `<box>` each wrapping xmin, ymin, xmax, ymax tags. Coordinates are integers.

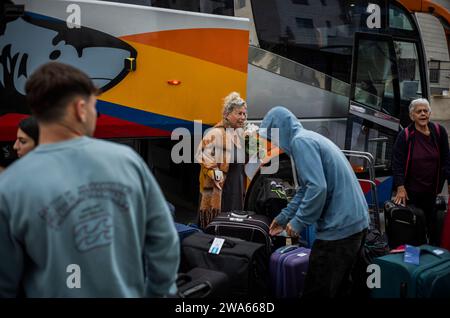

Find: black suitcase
<box><xmin>384</xmin><ymin>201</ymin><xmax>427</xmax><ymax>248</ymax></box>
<box><xmin>176</xmin><ymin>267</ymin><xmax>229</xmax><ymax>298</ymax></box>
<box><xmin>204</xmin><ymin>211</ymin><xmax>272</xmax><ymax>254</ymax></box>
<box><xmin>436</xmin><ymin>196</ymin><xmax>447</xmax><ymax>212</ymax></box>
<box><xmin>181</xmin><ymin>232</ymin><xmax>269</xmax><ymax>297</ymax></box>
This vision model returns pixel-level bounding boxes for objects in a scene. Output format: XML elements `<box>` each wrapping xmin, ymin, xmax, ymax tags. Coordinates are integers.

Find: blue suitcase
<box><xmin>301</xmin><ymin>225</ymin><xmax>315</xmax><ymax>248</ymax></box>
<box><xmin>270</xmin><ymin>245</ymin><xmax>310</xmax><ymax>298</ymax></box>
<box><xmin>175</xmin><ymin>223</ymin><xmax>200</xmax><ymax>240</ymax></box>
<box><xmin>371</xmin><ymin>245</ymin><xmax>450</xmax><ymax>298</ymax></box>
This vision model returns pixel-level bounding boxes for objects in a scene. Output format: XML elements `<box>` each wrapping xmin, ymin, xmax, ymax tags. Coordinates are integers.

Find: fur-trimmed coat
<box><xmin>196</xmin><ymin>121</ymin><xmax>244</xmax><ymax>228</ymax></box>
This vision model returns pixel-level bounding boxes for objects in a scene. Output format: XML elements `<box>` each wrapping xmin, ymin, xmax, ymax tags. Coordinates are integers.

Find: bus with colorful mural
<box><xmin>0</xmin><ymin>0</ymin><xmax>250</xmax><ymax>210</ymax></box>
<box><xmin>0</xmin><ymin>0</ymin><xmax>441</xmax><ymax>220</ymax></box>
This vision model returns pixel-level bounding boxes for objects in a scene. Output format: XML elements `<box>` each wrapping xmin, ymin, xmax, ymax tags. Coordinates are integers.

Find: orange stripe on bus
<box><xmin>121</xmin><ymin>28</ymin><xmax>249</xmax><ymax>73</ymax></box>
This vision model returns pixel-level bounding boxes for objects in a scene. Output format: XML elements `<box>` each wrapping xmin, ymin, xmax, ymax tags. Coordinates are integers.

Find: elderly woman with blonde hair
<box><xmin>392</xmin><ymin>98</ymin><xmax>450</xmax><ymax>245</ymax></box>
<box><xmin>196</xmin><ymin>91</ymin><xmax>248</xmax><ymax>228</ymax></box>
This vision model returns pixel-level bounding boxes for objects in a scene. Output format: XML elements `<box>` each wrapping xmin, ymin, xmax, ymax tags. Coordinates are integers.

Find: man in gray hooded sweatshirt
<box><xmin>260</xmin><ymin>106</ymin><xmax>369</xmax><ymax>298</ymax></box>
<box><xmin>0</xmin><ymin>62</ymin><xmax>179</xmax><ymax>297</ymax></box>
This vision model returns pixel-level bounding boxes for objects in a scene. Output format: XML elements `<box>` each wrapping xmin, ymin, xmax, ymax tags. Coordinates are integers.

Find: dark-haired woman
<box><xmin>13</xmin><ymin>116</ymin><xmax>39</xmax><ymax>158</ymax></box>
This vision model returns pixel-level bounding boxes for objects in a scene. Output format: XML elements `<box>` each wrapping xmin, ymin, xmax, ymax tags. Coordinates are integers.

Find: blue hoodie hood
<box><xmin>260</xmin><ymin>106</ymin><xmax>302</xmax><ymax>155</ymax></box>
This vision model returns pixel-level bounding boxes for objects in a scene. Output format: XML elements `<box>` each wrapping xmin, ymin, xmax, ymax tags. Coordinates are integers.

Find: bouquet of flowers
<box><xmin>243</xmin><ymin>122</ymin><xmax>268</xmax><ymax>162</ymax></box>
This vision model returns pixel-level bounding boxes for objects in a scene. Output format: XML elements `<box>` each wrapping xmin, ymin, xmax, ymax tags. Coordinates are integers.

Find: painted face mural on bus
<box><xmin>0</xmin><ymin>15</ymin><xmax>137</xmax><ymax>115</ymax></box>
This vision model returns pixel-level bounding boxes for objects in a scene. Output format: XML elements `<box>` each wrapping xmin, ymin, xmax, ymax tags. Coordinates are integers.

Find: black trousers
<box><xmin>407</xmin><ymin>190</ymin><xmax>438</xmax><ymax>245</ymax></box>
<box><xmin>302</xmin><ymin>229</ymin><xmax>367</xmax><ymax>298</ymax></box>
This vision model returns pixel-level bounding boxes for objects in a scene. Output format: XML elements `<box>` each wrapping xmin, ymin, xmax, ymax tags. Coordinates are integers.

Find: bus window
<box><xmin>346</xmin><ymin>32</ymin><xmax>400</xmax><ymax>169</ymax></box>
<box><xmin>354</xmin><ymin>39</ymin><xmax>397</xmax><ymax>116</ymax></box>
<box><xmin>347</xmin><ymin>119</ymin><xmax>396</xmax><ymax>171</ymax></box>
<box><xmin>251</xmin><ymin>0</ymin><xmax>367</xmax><ymax>83</ymax></box>
<box><xmin>394</xmin><ymin>41</ymin><xmax>423</xmax><ymax>126</ymax></box>
<box><xmin>100</xmin><ymin>0</ymin><xmax>234</xmax><ymax>16</ymax></box>
<box><xmin>151</xmin><ymin>0</ymin><xmax>234</xmax><ymax>15</ymax></box>
<box><xmin>389</xmin><ymin>3</ymin><xmax>415</xmax><ymax>31</ymax></box>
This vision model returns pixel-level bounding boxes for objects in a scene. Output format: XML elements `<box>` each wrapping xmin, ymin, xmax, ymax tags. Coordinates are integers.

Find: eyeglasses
<box><xmin>414</xmin><ymin>109</ymin><xmax>429</xmax><ymax>114</ymax></box>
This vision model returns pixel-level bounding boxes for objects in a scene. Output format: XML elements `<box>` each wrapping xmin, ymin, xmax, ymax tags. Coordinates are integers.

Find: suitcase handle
<box><xmin>227</xmin><ymin>210</ymin><xmax>254</xmax><ymax>218</ymax></box>
<box><xmin>279</xmin><ymin>245</ymin><xmax>297</xmax><ymax>254</ymax></box>
<box><xmin>179</xmin><ymin>282</ymin><xmax>212</xmax><ymax>298</ymax></box>
<box><xmin>230</xmin><ymin>212</ymin><xmax>249</xmax><ymax>219</ymax></box>
<box><xmin>419</xmin><ymin>245</ymin><xmax>449</xmax><ymax>259</ymax></box>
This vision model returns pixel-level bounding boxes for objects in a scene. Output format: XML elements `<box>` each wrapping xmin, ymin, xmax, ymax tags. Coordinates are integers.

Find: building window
<box><xmin>430</xmin><ymin>70</ymin><xmax>440</xmax><ymax>83</ymax></box>
<box><xmin>292</xmin><ymin>0</ymin><xmax>309</xmax><ymax>5</ymax></box>
<box><xmin>429</xmin><ymin>60</ymin><xmax>440</xmax><ymax>84</ymax></box>
<box><xmin>295</xmin><ymin>17</ymin><xmax>314</xmax><ymax>29</ymax></box>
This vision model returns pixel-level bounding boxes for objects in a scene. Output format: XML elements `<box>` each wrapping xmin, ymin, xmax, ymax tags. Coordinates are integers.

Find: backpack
<box><xmin>256</xmin><ymin>178</ymin><xmax>295</xmax><ymax>220</ymax></box>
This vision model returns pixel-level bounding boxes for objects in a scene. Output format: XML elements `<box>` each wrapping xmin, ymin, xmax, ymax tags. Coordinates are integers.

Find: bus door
<box><xmin>345</xmin><ymin>32</ymin><xmax>401</xmax><ymax>169</ymax></box>
<box><xmin>345</xmin><ymin>32</ymin><xmax>401</xmax><ymax>205</ymax></box>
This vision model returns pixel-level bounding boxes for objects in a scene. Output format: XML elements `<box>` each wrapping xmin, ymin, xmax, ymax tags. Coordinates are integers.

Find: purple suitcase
<box><xmin>269</xmin><ymin>245</ymin><xmax>298</xmax><ymax>297</ymax></box>
<box><xmin>269</xmin><ymin>245</ymin><xmax>310</xmax><ymax>298</ymax></box>
<box><xmin>282</xmin><ymin>247</ymin><xmax>310</xmax><ymax>298</ymax></box>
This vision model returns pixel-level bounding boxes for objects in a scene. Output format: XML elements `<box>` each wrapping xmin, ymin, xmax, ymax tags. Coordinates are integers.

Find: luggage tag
<box><xmin>209</xmin><ymin>238</ymin><xmax>225</xmax><ymax>255</ymax></box>
<box><xmin>390</xmin><ymin>245</ymin><xmax>406</xmax><ymax>254</ymax></box>
<box><xmin>277</xmin><ymin>230</ymin><xmax>293</xmax><ymax>246</ymax></box>
<box><xmin>403</xmin><ymin>244</ymin><xmax>420</xmax><ymax>265</ymax></box>
<box><xmin>276</xmin><ymin>230</ymin><xmax>301</xmax><ymax>246</ymax></box>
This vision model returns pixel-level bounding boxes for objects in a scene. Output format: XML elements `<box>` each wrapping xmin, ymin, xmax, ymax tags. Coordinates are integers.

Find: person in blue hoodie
<box><xmin>260</xmin><ymin>106</ymin><xmax>369</xmax><ymax>298</ymax></box>
<box><xmin>0</xmin><ymin>62</ymin><xmax>179</xmax><ymax>297</ymax></box>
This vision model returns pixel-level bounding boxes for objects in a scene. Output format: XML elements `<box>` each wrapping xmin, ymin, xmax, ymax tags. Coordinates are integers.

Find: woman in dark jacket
<box><xmin>392</xmin><ymin>98</ymin><xmax>450</xmax><ymax>245</ymax></box>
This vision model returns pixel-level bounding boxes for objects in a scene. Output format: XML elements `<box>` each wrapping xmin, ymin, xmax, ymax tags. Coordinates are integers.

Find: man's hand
<box><xmin>394</xmin><ymin>185</ymin><xmax>408</xmax><ymax>206</ymax></box>
<box><xmin>269</xmin><ymin>219</ymin><xmax>284</xmax><ymax>236</ymax></box>
<box><xmin>286</xmin><ymin>223</ymin><xmax>299</xmax><ymax>238</ymax></box>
